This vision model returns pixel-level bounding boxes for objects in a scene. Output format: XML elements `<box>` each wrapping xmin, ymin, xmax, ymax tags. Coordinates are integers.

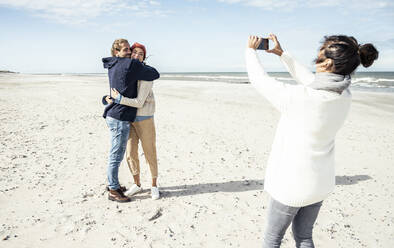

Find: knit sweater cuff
<box><xmin>245</xmin><ymin>47</ymin><xmax>257</xmax><ymax>56</ymax></box>
<box><xmin>114</xmin><ymin>94</ymin><xmax>122</xmax><ymax>104</ymax></box>
<box><xmin>279</xmin><ymin>51</ymin><xmax>291</xmax><ymax>62</ymax></box>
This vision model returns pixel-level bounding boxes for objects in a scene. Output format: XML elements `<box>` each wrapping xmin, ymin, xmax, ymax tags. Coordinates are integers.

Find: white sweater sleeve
<box><xmin>119</xmin><ymin>81</ymin><xmax>153</xmax><ymax>108</ymax></box>
<box><xmin>280</xmin><ymin>52</ymin><xmax>315</xmax><ymax>86</ymax></box>
<box><xmin>245</xmin><ymin>48</ymin><xmax>290</xmax><ymax>112</ymax></box>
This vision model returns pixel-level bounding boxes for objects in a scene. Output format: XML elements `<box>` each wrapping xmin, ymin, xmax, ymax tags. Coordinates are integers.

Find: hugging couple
<box><xmin>102</xmin><ymin>39</ymin><xmax>160</xmax><ymax>203</ymax></box>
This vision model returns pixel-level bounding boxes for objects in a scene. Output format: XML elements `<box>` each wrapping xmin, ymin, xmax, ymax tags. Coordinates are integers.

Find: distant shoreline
<box><xmin>1</xmin><ymin>72</ymin><xmax>393</xmax><ymax>92</ymax></box>
<box><xmin>3</xmin><ymin>71</ymin><xmax>394</xmax><ymax>75</ymax></box>
<box><xmin>0</xmin><ymin>70</ymin><xmax>18</xmax><ymax>74</ymax></box>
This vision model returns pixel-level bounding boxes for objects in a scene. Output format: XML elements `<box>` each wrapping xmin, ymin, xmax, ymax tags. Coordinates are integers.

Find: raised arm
<box><xmin>112</xmin><ymin>81</ymin><xmax>153</xmax><ymax>108</ymax></box>
<box><xmin>246</xmin><ymin>36</ymin><xmax>290</xmax><ymax>112</ymax></box>
<box><xmin>129</xmin><ymin>60</ymin><xmax>160</xmax><ymax>81</ymax></box>
<box><xmin>266</xmin><ymin>34</ymin><xmax>314</xmax><ymax>86</ymax></box>
<box><xmin>280</xmin><ymin>52</ymin><xmax>314</xmax><ymax>86</ymax></box>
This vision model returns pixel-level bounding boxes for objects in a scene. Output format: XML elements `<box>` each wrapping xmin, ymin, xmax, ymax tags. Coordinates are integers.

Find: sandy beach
<box><xmin>0</xmin><ymin>73</ymin><xmax>393</xmax><ymax>248</ymax></box>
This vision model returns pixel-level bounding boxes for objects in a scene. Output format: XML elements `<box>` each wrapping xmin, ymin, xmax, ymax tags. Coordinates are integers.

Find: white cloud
<box><xmin>217</xmin><ymin>0</ymin><xmax>394</xmax><ymax>10</ymax></box>
<box><xmin>307</xmin><ymin>0</ymin><xmax>393</xmax><ymax>9</ymax></box>
<box><xmin>0</xmin><ymin>0</ymin><xmax>166</xmax><ymax>25</ymax></box>
<box><xmin>217</xmin><ymin>0</ymin><xmax>284</xmax><ymax>8</ymax></box>
<box><xmin>149</xmin><ymin>0</ymin><xmax>160</xmax><ymax>6</ymax></box>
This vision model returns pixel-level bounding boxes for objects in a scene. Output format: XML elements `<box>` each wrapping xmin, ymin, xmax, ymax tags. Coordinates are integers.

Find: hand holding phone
<box><xmin>266</xmin><ymin>34</ymin><xmax>283</xmax><ymax>56</ymax></box>
<box><xmin>248</xmin><ymin>34</ymin><xmax>283</xmax><ymax>56</ymax></box>
<box><xmin>257</xmin><ymin>38</ymin><xmax>269</xmax><ymax>50</ymax></box>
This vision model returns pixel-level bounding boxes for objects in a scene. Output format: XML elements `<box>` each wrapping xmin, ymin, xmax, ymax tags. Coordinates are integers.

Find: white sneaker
<box><xmin>151</xmin><ymin>187</ymin><xmax>160</xmax><ymax>200</ymax></box>
<box><xmin>125</xmin><ymin>184</ymin><xmax>142</xmax><ymax>196</ymax></box>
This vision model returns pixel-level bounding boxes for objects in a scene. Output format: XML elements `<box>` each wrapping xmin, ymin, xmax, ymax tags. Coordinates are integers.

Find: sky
<box><xmin>0</xmin><ymin>0</ymin><xmax>393</xmax><ymax>73</ymax></box>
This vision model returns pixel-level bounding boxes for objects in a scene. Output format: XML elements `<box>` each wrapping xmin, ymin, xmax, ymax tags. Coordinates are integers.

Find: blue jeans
<box><xmin>263</xmin><ymin>197</ymin><xmax>323</xmax><ymax>248</ymax></box>
<box><xmin>106</xmin><ymin>116</ymin><xmax>130</xmax><ymax>190</ymax></box>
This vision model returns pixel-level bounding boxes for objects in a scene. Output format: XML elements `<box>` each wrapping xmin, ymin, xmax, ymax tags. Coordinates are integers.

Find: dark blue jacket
<box><xmin>102</xmin><ymin>57</ymin><xmax>160</xmax><ymax>121</ymax></box>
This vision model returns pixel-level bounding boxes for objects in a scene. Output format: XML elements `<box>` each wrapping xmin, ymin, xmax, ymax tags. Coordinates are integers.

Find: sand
<box><xmin>0</xmin><ymin>73</ymin><xmax>393</xmax><ymax>248</ymax></box>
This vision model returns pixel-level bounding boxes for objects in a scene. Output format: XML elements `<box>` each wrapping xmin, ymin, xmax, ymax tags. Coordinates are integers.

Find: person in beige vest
<box><xmin>109</xmin><ymin>42</ymin><xmax>160</xmax><ymax>200</ymax></box>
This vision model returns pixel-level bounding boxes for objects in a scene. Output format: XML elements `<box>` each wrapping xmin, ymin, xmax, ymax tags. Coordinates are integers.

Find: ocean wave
<box><xmin>352</xmin><ymin>82</ymin><xmax>394</xmax><ymax>89</ymax></box>
<box><xmin>353</xmin><ymin>77</ymin><xmax>394</xmax><ymax>83</ymax></box>
<box><xmin>159</xmin><ymin>73</ymin><xmax>394</xmax><ymax>92</ymax></box>
<box><xmin>161</xmin><ymin>74</ymin><xmax>248</xmax><ymax>80</ymax></box>
<box><xmin>352</xmin><ymin>77</ymin><xmax>376</xmax><ymax>83</ymax></box>
<box><xmin>274</xmin><ymin>77</ymin><xmax>295</xmax><ymax>81</ymax></box>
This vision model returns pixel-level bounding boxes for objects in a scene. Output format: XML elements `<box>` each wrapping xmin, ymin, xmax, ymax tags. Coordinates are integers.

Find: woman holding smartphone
<box><xmin>246</xmin><ymin>34</ymin><xmax>378</xmax><ymax>247</ymax></box>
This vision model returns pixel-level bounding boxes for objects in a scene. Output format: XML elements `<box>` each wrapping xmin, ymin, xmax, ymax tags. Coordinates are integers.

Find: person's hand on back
<box><xmin>111</xmin><ymin>88</ymin><xmax>120</xmax><ymax>100</ymax></box>
<box><xmin>105</xmin><ymin>95</ymin><xmax>113</xmax><ymax>104</ymax></box>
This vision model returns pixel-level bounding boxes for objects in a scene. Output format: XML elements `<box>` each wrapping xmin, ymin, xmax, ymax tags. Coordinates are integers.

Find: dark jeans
<box><xmin>263</xmin><ymin>197</ymin><xmax>323</xmax><ymax>248</ymax></box>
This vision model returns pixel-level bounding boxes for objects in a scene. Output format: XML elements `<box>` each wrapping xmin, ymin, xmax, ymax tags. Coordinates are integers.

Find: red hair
<box><xmin>131</xmin><ymin>42</ymin><xmax>146</xmax><ymax>60</ymax></box>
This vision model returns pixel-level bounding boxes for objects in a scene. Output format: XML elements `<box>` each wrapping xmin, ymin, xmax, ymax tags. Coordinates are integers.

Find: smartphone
<box><xmin>257</xmin><ymin>38</ymin><xmax>269</xmax><ymax>50</ymax></box>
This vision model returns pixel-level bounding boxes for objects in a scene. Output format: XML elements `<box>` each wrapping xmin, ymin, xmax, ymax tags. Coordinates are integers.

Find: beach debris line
<box><xmin>167</xmin><ymin>226</ymin><xmax>175</xmax><ymax>237</ymax></box>
<box><xmin>148</xmin><ymin>208</ymin><xmax>163</xmax><ymax>221</ymax></box>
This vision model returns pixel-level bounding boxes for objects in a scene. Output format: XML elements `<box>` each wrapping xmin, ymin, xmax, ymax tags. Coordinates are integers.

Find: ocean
<box><xmin>63</xmin><ymin>71</ymin><xmax>394</xmax><ymax>93</ymax></box>
<box><xmin>159</xmin><ymin>72</ymin><xmax>394</xmax><ymax>93</ymax></box>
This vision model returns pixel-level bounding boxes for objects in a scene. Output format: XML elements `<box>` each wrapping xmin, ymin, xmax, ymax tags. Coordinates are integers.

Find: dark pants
<box><xmin>263</xmin><ymin>197</ymin><xmax>323</xmax><ymax>248</ymax></box>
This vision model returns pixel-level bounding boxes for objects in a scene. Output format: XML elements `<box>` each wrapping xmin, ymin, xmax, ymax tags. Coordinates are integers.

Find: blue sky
<box><xmin>0</xmin><ymin>0</ymin><xmax>393</xmax><ymax>73</ymax></box>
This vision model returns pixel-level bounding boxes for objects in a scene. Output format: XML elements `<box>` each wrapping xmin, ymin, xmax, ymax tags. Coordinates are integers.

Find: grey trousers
<box><xmin>263</xmin><ymin>197</ymin><xmax>323</xmax><ymax>248</ymax></box>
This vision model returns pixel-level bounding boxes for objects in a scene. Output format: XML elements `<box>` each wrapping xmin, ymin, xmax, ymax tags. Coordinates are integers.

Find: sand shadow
<box><xmin>129</xmin><ymin>189</ymin><xmax>152</xmax><ymax>200</ymax></box>
<box><xmin>159</xmin><ymin>179</ymin><xmax>264</xmax><ymax>198</ymax></box>
<box><xmin>335</xmin><ymin>175</ymin><xmax>372</xmax><ymax>185</ymax></box>
<box><xmin>130</xmin><ymin>176</ymin><xmax>370</xmax><ymax>200</ymax></box>
<box><xmin>159</xmin><ymin>175</ymin><xmax>372</xmax><ymax>198</ymax></box>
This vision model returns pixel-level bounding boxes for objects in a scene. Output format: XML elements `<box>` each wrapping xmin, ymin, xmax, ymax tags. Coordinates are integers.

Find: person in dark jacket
<box><xmin>102</xmin><ymin>38</ymin><xmax>160</xmax><ymax>203</ymax></box>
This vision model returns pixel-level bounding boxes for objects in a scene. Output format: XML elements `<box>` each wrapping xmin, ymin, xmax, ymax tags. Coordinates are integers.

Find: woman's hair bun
<box><xmin>359</xmin><ymin>43</ymin><xmax>379</xmax><ymax>68</ymax></box>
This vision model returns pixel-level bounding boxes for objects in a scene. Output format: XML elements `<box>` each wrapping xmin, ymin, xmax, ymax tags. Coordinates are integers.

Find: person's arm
<box><xmin>246</xmin><ymin>36</ymin><xmax>290</xmax><ymax>112</ymax></box>
<box><xmin>280</xmin><ymin>52</ymin><xmax>314</xmax><ymax>86</ymax></box>
<box><xmin>112</xmin><ymin>81</ymin><xmax>153</xmax><ymax>108</ymax></box>
<box><xmin>102</xmin><ymin>95</ymin><xmax>113</xmax><ymax>105</ymax></box>
<box><xmin>266</xmin><ymin>34</ymin><xmax>314</xmax><ymax>86</ymax></box>
<box><xmin>128</xmin><ymin>59</ymin><xmax>160</xmax><ymax>81</ymax></box>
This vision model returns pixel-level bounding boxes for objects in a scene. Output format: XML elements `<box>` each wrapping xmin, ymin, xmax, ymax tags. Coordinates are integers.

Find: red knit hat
<box><xmin>131</xmin><ymin>42</ymin><xmax>146</xmax><ymax>60</ymax></box>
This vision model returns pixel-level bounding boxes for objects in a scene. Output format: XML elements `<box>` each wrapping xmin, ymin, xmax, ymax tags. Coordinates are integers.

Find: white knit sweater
<box><xmin>119</xmin><ymin>80</ymin><xmax>155</xmax><ymax>116</ymax></box>
<box><xmin>245</xmin><ymin>48</ymin><xmax>352</xmax><ymax>207</ymax></box>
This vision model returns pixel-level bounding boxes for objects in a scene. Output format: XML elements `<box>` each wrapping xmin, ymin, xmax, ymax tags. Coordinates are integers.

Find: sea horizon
<box><xmin>2</xmin><ymin>71</ymin><xmax>394</xmax><ymax>93</ymax></box>
<box><xmin>2</xmin><ymin>71</ymin><xmax>392</xmax><ymax>74</ymax></box>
